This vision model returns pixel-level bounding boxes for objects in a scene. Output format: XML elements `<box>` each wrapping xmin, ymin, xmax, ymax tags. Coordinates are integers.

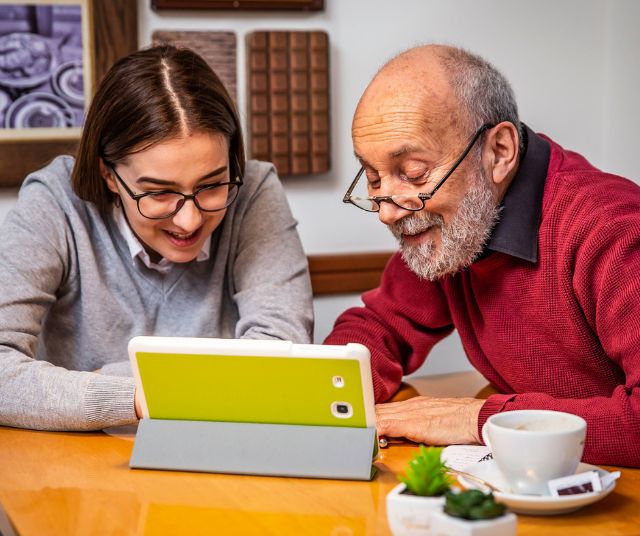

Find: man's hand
<box><xmin>376</xmin><ymin>396</ymin><xmax>485</xmax><ymax>445</ymax></box>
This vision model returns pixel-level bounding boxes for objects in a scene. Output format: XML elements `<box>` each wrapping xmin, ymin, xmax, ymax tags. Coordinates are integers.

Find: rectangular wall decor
<box><xmin>0</xmin><ymin>0</ymin><xmax>137</xmax><ymax>187</ymax></box>
<box><xmin>0</xmin><ymin>1</ymin><xmax>91</xmax><ymax>142</ymax></box>
<box><xmin>247</xmin><ymin>30</ymin><xmax>329</xmax><ymax>176</ymax></box>
<box><xmin>152</xmin><ymin>1</ymin><xmax>324</xmax><ymax>11</ymax></box>
<box><xmin>152</xmin><ymin>30</ymin><xmax>237</xmax><ymax>102</ymax></box>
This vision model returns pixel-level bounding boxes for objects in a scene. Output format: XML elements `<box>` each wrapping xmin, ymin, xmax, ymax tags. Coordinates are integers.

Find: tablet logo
<box><xmin>332</xmin><ymin>375</ymin><xmax>345</xmax><ymax>388</ymax></box>
<box><xmin>331</xmin><ymin>401</ymin><xmax>353</xmax><ymax>419</ymax></box>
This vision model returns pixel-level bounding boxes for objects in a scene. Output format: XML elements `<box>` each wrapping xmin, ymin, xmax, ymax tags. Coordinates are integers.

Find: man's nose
<box><xmin>377</xmin><ymin>200</ymin><xmax>412</xmax><ymax>226</ymax></box>
<box><xmin>171</xmin><ymin>199</ymin><xmax>203</xmax><ymax>231</ymax></box>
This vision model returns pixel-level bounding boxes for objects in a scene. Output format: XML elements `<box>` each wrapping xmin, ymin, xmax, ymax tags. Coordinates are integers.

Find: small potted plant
<box><xmin>386</xmin><ymin>445</ymin><xmax>452</xmax><ymax>536</ymax></box>
<box><xmin>430</xmin><ymin>489</ymin><xmax>517</xmax><ymax>536</ymax></box>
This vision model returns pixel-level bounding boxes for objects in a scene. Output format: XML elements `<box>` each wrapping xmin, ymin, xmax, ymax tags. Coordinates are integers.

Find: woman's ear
<box><xmin>485</xmin><ymin>121</ymin><xmax>519</xmax><ymax>187</ymax></box>
<box><xmin>99</xmin><ymin>158</ymin><xmax>119</xmax><ymax>195</ymax></box>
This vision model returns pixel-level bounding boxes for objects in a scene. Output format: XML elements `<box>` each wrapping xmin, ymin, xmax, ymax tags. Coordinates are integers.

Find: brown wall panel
<box><xmin>308</xmin><ymin>251</ymin><xmax>394</xmax><ymax>296</ymax></box>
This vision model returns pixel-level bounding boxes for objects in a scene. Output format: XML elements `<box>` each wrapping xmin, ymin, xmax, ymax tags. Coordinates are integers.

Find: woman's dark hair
<box><xmin>72</xmin><ymin>45</ymin><xmax>245</xmax><ymax>217</ymax></box>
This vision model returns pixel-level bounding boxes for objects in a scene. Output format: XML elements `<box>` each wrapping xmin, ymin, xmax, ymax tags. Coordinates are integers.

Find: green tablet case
<box><xmin>136</xmin><ymin>352</ymin><xmax>368</xmax><ymax>428</ymax></box>
<box><xmin>128</xmin><ymin>337</ymin><xmax>378</xmax><ymax>480</ymax></box>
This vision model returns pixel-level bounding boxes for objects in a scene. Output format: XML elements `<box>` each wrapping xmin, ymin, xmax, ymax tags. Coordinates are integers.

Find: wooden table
<box><xmin>0</xmin><ymin>371</ymin><xmax>638</xmax><ymax>535</ymax></box>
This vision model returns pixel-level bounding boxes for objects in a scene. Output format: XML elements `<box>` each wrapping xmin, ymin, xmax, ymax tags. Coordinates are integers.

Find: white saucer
<box><xmin>458</xmin><ymin>460</ymin><xmax>617</xmax><ymax>515</ymax></box>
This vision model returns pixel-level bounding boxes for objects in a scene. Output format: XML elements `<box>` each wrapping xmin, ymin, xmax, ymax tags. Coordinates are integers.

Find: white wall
<box><xmin>1</xmin><ymin>1</ymin><xmax>639</xmax><ymax>376</ymax></box>
<box><xmin>602</xmin><ymin>0</ymin><xmax>640</xmax><ymax>181</ymax></box>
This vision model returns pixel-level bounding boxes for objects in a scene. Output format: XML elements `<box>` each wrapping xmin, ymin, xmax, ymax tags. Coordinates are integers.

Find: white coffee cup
<box><xmin>482</xmin><ymin>410</ymin><xmax>587</xmax><ymax>496</ymax></box>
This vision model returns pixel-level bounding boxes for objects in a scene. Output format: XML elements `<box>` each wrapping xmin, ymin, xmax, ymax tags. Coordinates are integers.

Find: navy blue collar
<box><xmin>485</xmin><ymin>124</ymin><xmax>550</xmax><ymax>263</ymax></box>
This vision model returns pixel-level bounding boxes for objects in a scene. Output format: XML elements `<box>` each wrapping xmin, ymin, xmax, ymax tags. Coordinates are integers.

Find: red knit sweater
<box><xmin>325</xmin><ymin>137</ymin><xmax>640</xmax><ymax>467</ymax></box>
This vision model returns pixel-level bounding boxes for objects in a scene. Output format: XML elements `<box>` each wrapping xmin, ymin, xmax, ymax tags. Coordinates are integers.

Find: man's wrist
<box><xmin>467</xmin><ymin>398</ymin><xmax>485</xmax><ymax>444</ymax></box>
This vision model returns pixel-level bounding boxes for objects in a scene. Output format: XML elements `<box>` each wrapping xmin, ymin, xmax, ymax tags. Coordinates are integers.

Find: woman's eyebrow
<box><xmin>135</xmin><ymin>165</ymin><xmax>228</xmax><ymax>187</ymax></box>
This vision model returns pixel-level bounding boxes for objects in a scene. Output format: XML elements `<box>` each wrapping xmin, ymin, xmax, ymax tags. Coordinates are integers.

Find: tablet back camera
<box><xmin>332</xmin><ymin>375</ymin><xmax>345</xmax><ymax>388</ymax></box>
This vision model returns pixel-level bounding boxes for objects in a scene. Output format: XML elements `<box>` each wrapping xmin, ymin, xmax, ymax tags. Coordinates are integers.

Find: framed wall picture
<box><xmin>152</xmin><ymin>0</ymin><xmax>324</xmax><ymax>11</ymax></box>
<box><xmin>0</xmin><ymin>0</ymin><xmax>92</xmax><ymax>144</ymax></box>
<box><xmin>0</xmin><ymin>0</ymin><xmax>137</xmax><ymax>187</ymax></box>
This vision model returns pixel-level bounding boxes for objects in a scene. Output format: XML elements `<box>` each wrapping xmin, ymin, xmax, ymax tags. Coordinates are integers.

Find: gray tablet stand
<box><xmin>130</xmin><ymin>419</ymin><xmax>378</xmax><ymax>481</ymax></box>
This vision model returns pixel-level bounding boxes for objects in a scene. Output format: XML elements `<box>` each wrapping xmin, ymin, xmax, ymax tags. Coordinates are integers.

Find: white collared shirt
<box><xmin>112</xmin><ymin>205</ymin><xmax>211</xmax><ymax>274</ymax></box>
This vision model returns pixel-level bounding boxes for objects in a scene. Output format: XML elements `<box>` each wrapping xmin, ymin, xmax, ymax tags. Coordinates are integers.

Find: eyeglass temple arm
<box><xmin>425</xmin><ymin>124</ymin><xmax>494</xmax><ymax>199</ymax></box>
<box><xmin>343</xmin><ymin>167</ymin><xmax>365</xmax><ymax>203</ymax></box>
<box><xmin>105</xmin><ymin>162</ymin><xmax>141</xmax><ymax>200</ymax></box>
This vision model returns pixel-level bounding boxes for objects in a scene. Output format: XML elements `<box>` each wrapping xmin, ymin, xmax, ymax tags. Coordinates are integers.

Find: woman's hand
<box><xmin>134</xmin><ymin>388</ymin><xmax>143</xmax><ymax>419</ymax></box>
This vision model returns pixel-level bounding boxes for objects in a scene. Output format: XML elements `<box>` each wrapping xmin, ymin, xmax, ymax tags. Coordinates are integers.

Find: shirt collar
<box><xmin>485</xmin><ymin>124</ymin><xmax>550</xmax><ymax>263</ymax></box>
<box><xmin>112</xmin><ymin>205</ymin><xmax>211</xmax><ymax>274</ymax></box>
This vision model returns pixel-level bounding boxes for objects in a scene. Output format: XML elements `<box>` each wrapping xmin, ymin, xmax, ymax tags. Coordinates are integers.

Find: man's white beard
<box><xmin>388</xmin><ymin>170</ymin><xmax>501</xmax><ymax>281</ymax></box>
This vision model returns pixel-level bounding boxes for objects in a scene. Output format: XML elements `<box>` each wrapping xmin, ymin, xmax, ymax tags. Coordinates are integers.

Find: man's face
<box><xmin>352</xmin><ymin>100</ymin><xmax>500</xmax><ymax>280</ymax></box>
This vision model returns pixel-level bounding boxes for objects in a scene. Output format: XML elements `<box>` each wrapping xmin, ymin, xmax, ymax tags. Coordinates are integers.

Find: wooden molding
<box><xmin>307</xmin><ymin>251</ymin><xmax>394</xmax><ymax>296</ymax></box>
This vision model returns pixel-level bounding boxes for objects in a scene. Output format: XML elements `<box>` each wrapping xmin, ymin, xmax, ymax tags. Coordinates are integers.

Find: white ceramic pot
<box><xmin>430</xmin><ymin>510</ymin><xmax>517</xmax><ymax>536</ymax></box>
<box><xmin>386</xmin><ymin>483</ymin><xmax>446</xmax><ymax>536</ymax></box>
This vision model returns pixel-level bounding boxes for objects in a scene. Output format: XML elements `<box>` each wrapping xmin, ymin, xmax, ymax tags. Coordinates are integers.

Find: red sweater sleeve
<box><xmin>480</xmin><ymin>198</ymin><xmax>640</xmax><ymax>467</ymax></box>
<box><xmin>324</xmin><ymin>253</ymin><xmax>454</xmax><ymax>402</ymax></box>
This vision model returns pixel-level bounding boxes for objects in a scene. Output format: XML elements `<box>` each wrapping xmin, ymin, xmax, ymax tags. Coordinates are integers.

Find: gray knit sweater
<box><xmin>0</xmin><ymin>156</ymin><xmax>313</xmax><ymax>431</ymax></box>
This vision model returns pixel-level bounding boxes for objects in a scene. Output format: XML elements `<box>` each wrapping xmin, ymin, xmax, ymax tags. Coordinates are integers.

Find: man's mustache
<box><xmin>388</xmin><ymin>212</ymin><xmax>444</xmax><ymax>241</ymax></box>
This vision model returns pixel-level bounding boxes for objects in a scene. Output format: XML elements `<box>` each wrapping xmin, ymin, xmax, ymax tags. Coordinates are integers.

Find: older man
<box><xmin>325</xmin><ymin>45</ymin><xmax>640</xmax><ymax>466</ymax></box>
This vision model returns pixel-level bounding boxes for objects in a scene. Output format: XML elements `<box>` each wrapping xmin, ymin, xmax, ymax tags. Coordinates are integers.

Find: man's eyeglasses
<box><xmin>105</xmin><ymin>162</ymin><xmax>243</xmax><ymax>220</ymax></box>
<box><xmin>343</xmin><ymin>123</ymin><xmax>494</xmax><ymax>213</ymax></box>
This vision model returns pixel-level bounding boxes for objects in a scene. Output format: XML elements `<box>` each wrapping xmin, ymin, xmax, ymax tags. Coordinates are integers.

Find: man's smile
<box><xmin>401</xmin><ymin>226</ymin><xmax>435</xmax><ymax>246</ymax></box>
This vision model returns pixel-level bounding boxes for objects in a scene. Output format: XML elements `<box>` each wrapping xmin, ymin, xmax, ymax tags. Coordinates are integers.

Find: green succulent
<box><xmin>398</xmin><ymin>445</ymin><xmax>452</xmax><ymax>497</ymax></box>
<box><xmin>444</xmin><ymin>489</ymin><xmax>506</xmax><ymax>520</ymax></box>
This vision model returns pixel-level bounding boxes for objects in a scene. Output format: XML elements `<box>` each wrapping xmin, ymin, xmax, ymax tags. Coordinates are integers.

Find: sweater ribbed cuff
<box><xmin>85</xmin><ymin>376</ymin><xmax>137</xmax><ymax>428</ymax></box>
<box><xmin>478</xmin><ymin>393</ymin><xmax>518</xmax><ymax>444</ymax></box>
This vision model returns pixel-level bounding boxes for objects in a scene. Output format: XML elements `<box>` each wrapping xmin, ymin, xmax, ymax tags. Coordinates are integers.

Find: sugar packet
<box><xmin>548</xmin><ymin>470</ymin><xmax>620</xmax><ymax>497</ymax></box>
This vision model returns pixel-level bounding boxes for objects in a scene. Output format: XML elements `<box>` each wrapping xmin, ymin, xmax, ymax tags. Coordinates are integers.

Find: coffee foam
<box><xmin>503</xmin><ymin>418</ymin><xmax>576</xmax><ymax>432</ymax></box>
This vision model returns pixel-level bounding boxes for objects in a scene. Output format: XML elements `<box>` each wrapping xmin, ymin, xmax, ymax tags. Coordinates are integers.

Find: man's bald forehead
<box><xmin>379</xmin><ymin>44</ymin><xmax>453</xmax><ymax>75</ymax></box>
<box><xmin>354</xmin><ymin>45</ymin><xmax>462</xmax><ymax>136</ymax></box>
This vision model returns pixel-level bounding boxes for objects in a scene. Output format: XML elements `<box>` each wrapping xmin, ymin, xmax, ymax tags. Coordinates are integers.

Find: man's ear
<box><xmin>99</xmin><ymin>158</ymin><xmax>119</xmax><ymax>195</ymax></box>
<box><xmin>485</xmin><ymin>121</ymin><xmax>519</xmax><ymax>187</ymax></box>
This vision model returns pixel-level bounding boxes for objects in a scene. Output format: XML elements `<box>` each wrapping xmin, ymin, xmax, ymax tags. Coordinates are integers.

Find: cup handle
<box><xmin>481</xmin><ymin>422</ymin><xmax>491</xmax><ymax>449</ymax></box>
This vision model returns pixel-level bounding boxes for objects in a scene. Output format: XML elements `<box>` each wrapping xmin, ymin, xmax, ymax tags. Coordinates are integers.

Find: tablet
<box><xmin>128</xmin><ymin>336</ymin><xmax>376</xmax><ymax>429</ymax></box>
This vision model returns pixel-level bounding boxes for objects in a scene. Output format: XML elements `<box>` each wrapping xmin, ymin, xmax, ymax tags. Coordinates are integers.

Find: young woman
<box><xmin>0</xmin><ymin>46</ymin><xmax>313</xmax><ymax>431</ymax></box>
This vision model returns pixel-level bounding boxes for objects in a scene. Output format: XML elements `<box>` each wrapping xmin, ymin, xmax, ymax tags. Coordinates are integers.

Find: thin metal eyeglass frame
<box><xmin>343</xmin><ymin>123</ymin><xmax>495</xmax><ymax>212</ymax></box>
<box><xmin>106</xmin><ymin>161</ymin><xmax>243</xmax><ymax>220</ymax></box>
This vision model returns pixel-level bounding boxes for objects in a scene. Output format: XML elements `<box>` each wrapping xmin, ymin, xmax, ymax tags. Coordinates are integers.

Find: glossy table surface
<box><xmin>0</xmin><ymin>371</ymin><xmax>638</xmax><ymax>535</ymax></box>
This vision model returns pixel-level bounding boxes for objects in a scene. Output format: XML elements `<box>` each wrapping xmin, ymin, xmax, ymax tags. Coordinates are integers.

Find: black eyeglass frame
<box><xmin>343</xmin><ymin>123</ymin><xmax>495</xmax><ymax>213</ymax></box>
<box><xmin>105</xmin><ymin>160</ymin><xmax>244</xmax><ymax>220</ymax></box>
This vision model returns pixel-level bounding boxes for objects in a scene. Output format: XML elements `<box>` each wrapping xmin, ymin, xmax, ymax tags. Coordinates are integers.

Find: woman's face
<box><xmin>102</xmin><ymin>131</ymin><xmax>233</xmax><ymax>264</ymax></box>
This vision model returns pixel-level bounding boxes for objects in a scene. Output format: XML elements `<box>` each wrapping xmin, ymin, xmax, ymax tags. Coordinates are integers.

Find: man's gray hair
<box><xmin>439</xmin><ymin>47</ymin><xmax>524</xmax><ymax>150</ymax></box>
